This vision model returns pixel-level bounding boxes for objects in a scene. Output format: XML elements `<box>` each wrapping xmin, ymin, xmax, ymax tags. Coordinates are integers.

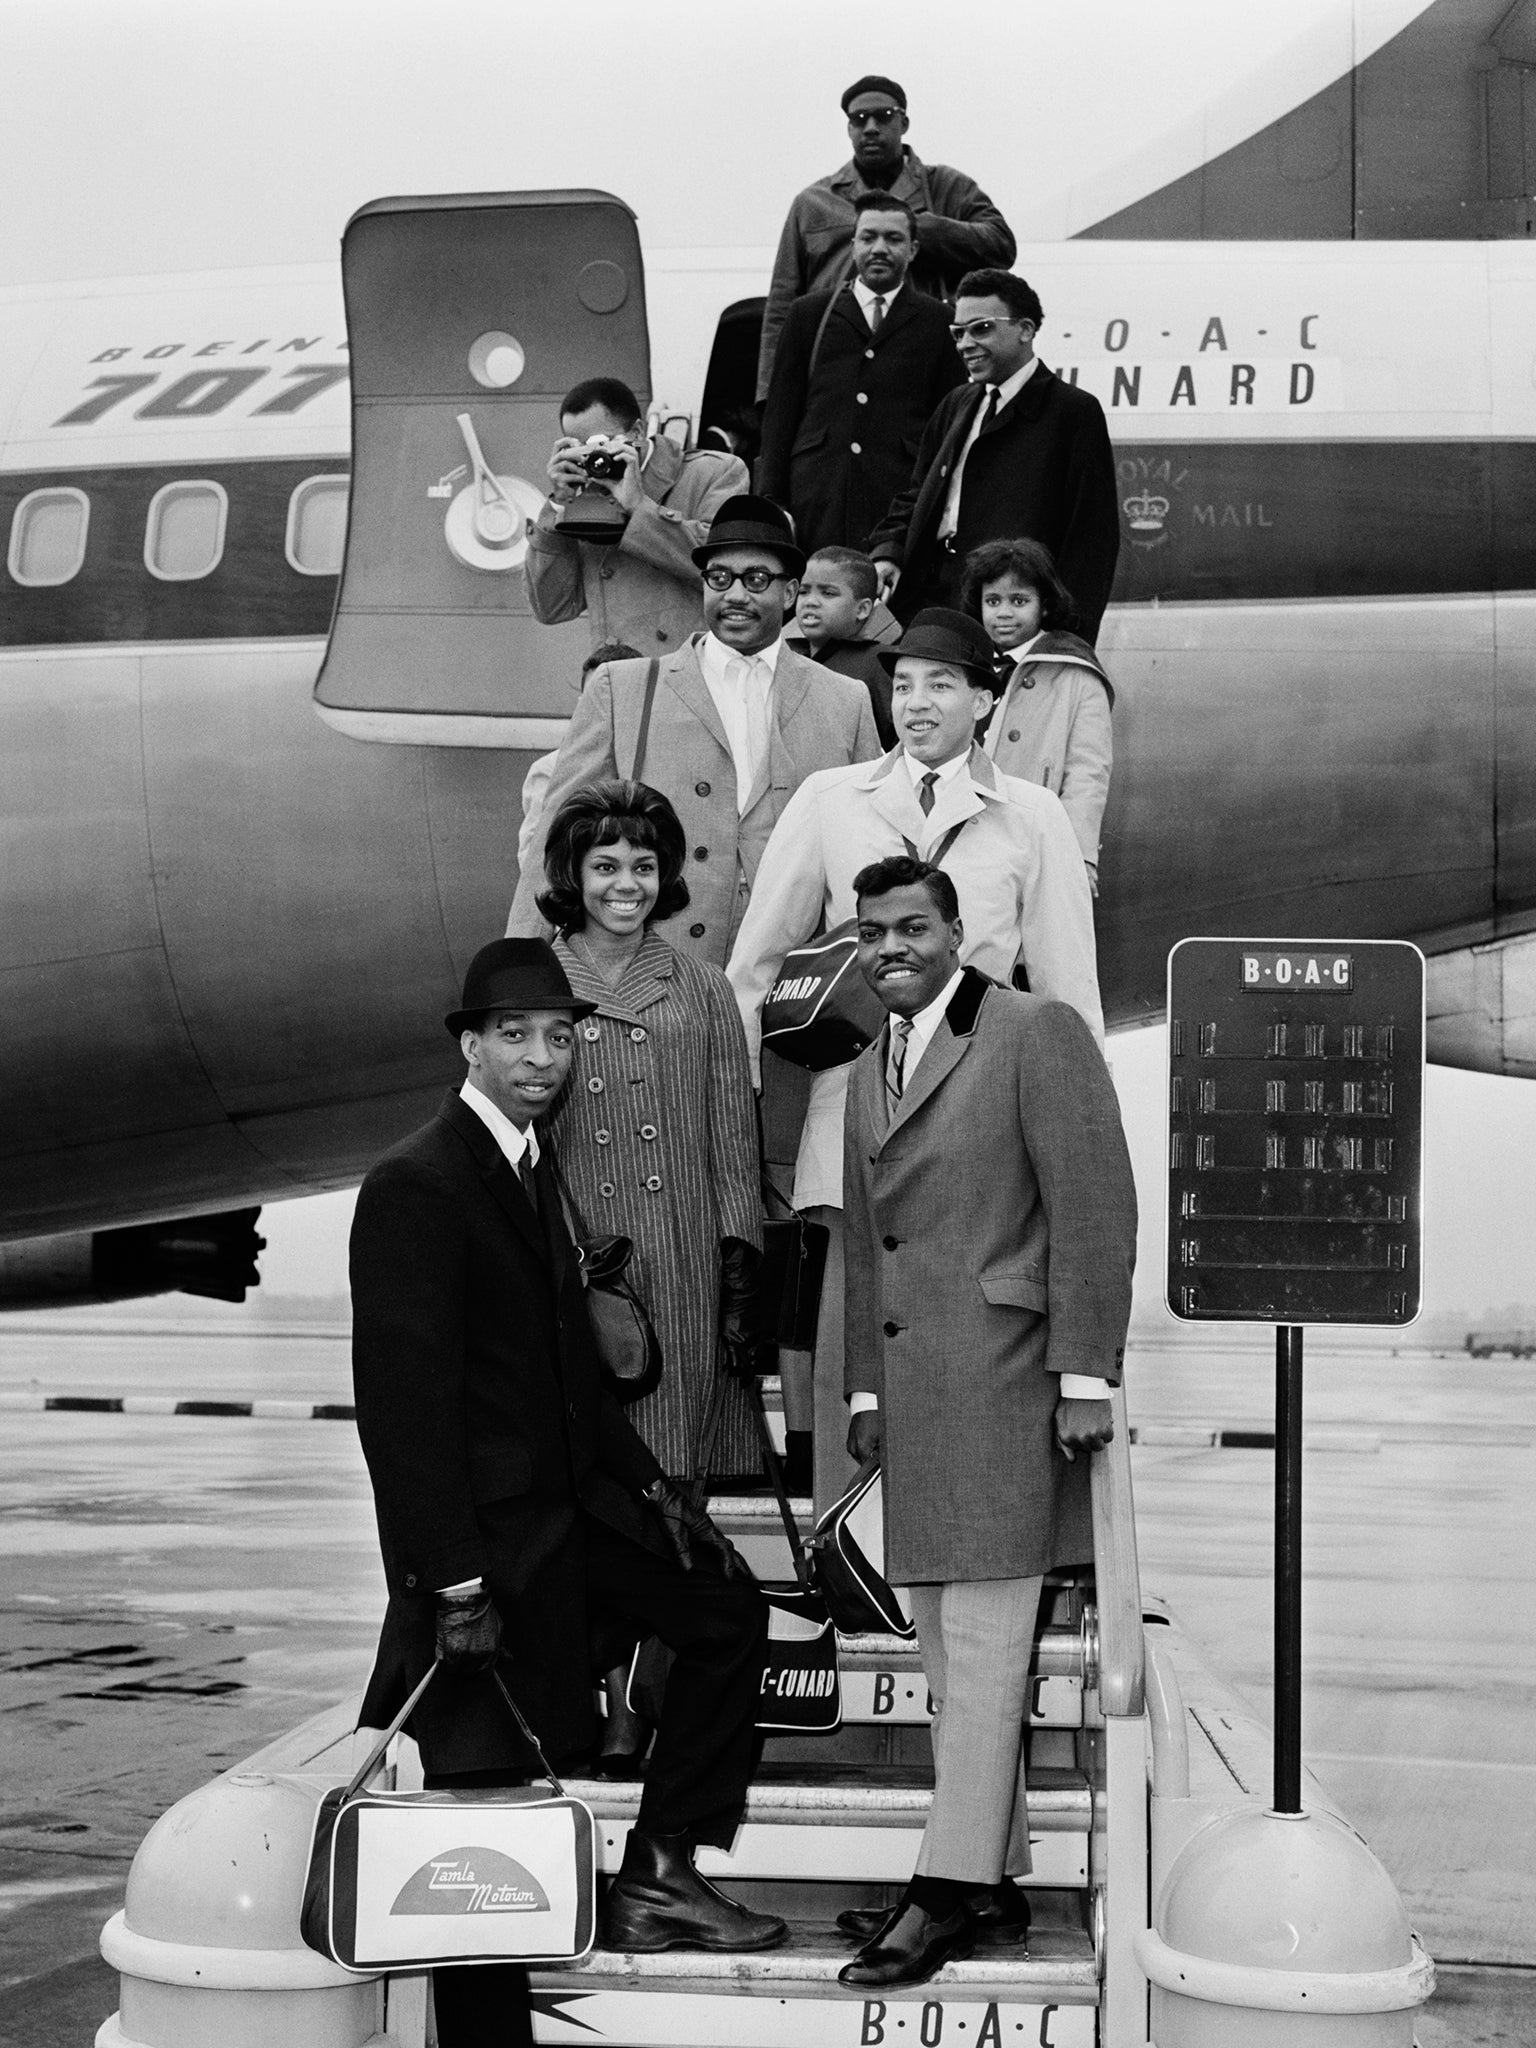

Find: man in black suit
<box><xmin>757</xmin><ymin>192</ymin><xmax>964</xmax><ymax>555</ymax></box>
<box><xmin>352</xmin><ymin>939</ymin><xmax>783</xmax><ymax>2047</ymax></box>
<box><xmin>868</xmin><ymin>269</ymin><xmax>1122</xmax><ymax>643</ymax></box>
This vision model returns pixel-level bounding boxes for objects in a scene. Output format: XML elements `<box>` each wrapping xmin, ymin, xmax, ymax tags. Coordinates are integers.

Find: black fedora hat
<box><xmin>877</xmin><ymin>607</ymin><xmax>999</xmax><ymax>691</ymax></box>
<box><xmin>445</xmin><ymin>938</ymin><xmax>597</xmax><ymax>1037</ymax></box>
<box><xmin>690</xmin><ymin>494</ymin><xmax>806</xmax><ymax>580</ymax></box>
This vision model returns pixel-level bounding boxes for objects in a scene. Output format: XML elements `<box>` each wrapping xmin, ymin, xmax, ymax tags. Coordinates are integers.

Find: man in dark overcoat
<box><xmin>757</xmin><ymin>192</ymin><xmax>964</xmax><ymax>555</ymax></box>
<box><xmin>835</xmin><ymin>859</ymin><xmax>1136</xmax><ymax>1989</ymax></box>
<box><xmin>352</xmin><ymin>939</ymin><xmax>784</xmax><ymax>2047</ymax></box>
<box><xmin>868</xmin><ymin>269</ymin><xmax>1122</xmax><ymax>641</ymax></box>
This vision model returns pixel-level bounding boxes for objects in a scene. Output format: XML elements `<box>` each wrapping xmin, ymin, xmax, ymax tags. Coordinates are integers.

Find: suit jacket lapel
<box><xmin>873</xmin><ymin>287</ymin><xmax>918</xmax><ymax>347</ymax></box>
<box><xmin>442</xmin><ymin>1094</ymin><xmax>549</xmax><ymax>1270</ymax></box>
<box><xmin>880</xmin><ymin>968</ymin><xmax>992</xmax><ymax>1146</ymax></box>
<box><xmin>666</xmin><ymin>639</ymin><xmax>731</xmax><ymax>758</ymax></box>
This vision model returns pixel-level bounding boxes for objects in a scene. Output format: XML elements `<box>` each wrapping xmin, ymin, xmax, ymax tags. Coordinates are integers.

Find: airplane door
<box><xmin>314</xmin><ymin>190</ymin><xmax>650</xmax><ymax>745</ymax></box>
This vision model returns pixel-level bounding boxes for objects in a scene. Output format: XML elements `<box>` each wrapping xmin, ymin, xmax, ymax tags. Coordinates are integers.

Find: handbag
<box><xmin>756</xmin><ymin>1176</ymin><xmax>829</xmax><ymax>1365</ymax></box>
<box><xmin>301</xmin><ymin>1661</ymin><xmax>596</xmax><ymax>1972</ymax></box>
<box><xmin>552</xmin><ymin>1158</ymin><xmax>663</xmax><ymax>1403</ymax></box>
<box><xmin>573</xmin><ymin>1233</ymin><xmax>662</xmax><ymax>1403</ymax></box>
<box><xmin>625</xmin><ymin>1372</ymin><xmax>842</xmax><ymax>1735</ymax></box>
<box><xmin>758</xmin><ymin>823</ymin><xmax>970</xmax><ymax>1071</ymax></box>
<box><xmin>805</xmin><ymin>1458</ymin><xmax>915</xmax><ymax>1639</ymax></box>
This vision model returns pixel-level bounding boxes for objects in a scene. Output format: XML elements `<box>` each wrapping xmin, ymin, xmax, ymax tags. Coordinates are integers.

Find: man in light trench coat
<box><xmin>833</xmin><ymin>854</ymin><xmax>1137</xmax><ymax>1989</ymax></box>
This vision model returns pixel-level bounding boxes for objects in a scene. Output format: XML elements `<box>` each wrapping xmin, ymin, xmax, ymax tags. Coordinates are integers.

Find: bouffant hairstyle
<box><xmin>960</xmin><ymin>537</ymin><xmax>1076</xmax><ymax>634</ymax></box>
<box><xmin>535</xmin><ymin>781</ymin><xmax>691</xmax><ymax>933</ymax></box>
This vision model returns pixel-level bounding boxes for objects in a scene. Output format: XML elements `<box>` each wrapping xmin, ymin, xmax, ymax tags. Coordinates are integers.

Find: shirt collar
<box><xmin>1006</xmin><ymin>628</ymin><xmax>1046</xmax><ymax>666</ymax></box>
<box><xmin>700</xmin><ymin>631</ymin><xmax>785</xmax><ymax>687</ymax></box>
<box><xmin>459</xmin><ymin>1079</ymin><xmax>540</xmax><ymax>1170</ymax></box>
<box><xmin>852</xmin><ymin>276</ymin><xmax>904</xmax><ymax>314</ymax></box>
<box><xmin>900</xmin><ymin>746</ymin><xmax>970</xmax><ymax>791</ymax></box>
<box><xmin>978</xmin><ymin>356</ymin><xmax>1039</xmax><ymax>410</ymax></box>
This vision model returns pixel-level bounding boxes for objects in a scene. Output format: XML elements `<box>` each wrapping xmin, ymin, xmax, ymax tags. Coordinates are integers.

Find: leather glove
<box><xmin>718</xmin><ymin>1236</ymin><xmax>763</xmax><ymax>1379</ymax></box>
<box><xmin>644</xmin><ymin>1477</ymin><xmax>754</xmax><ymax>1583</ymax></box>
<box><xmin>434</xmin><ymin>1585</ymin><xmax>502</xmax><ymax>1673</ymax></box>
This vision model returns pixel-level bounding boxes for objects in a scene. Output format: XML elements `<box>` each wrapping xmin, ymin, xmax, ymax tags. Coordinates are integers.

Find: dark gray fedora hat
<box><xmin>877</xmin><ymin>607</ymin><xmax>1000</xmax><ymax>691</ymax></box>
<box><xmin>690</xmin><ymin>494</ymin><xmax>806</xmax><ymax>580</ymax></box>
<box><xmin>445</xmin><ymin>938</ymin><xmax>597</xmax><ymax>1036</ymax></box>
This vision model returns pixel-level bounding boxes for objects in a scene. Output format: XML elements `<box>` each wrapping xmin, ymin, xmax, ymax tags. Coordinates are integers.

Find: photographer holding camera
<box><xmin>527</xmin><ymin>377</ymin><xmax>748</xmax><ymax>654</ymax></box>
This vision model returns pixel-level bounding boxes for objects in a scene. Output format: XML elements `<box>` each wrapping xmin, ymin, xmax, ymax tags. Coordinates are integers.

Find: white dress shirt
<box><xmin>699</xmin><ymin>631</ymin><xmax>783</xmax><ymax>814</ymax></box>
<box><xmin>938</xmin><ymin>356</ymin><xmax>1040</xmax><ymax>541</ymax></box>
<box><xmin>849</xmin><ymin>955</ymin><xmax>1110</xmax><ymax>1412</ymax></box>
<box><xmin>458</xmin><ymin>1077</ymin><xmax>540</xmax><ymax>1172</ymax></box>
<box><xmin>901</xmin><ymin>746</ymin><xmax>969</xmax><ymax>804</ymax></box>
<box><xmin>852</xmin><ymin>276</ymin><xmax>905</xmax><ymax>329</ymax></box>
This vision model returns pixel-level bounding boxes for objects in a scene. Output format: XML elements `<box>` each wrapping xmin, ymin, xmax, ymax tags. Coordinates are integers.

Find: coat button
<box><xmin>584</xmin><ymin>1023</ymin><xmax>601</xmax><ymax>1040</ymax></box>
<box><xmin>695</xmin><ymin>780</ymin><xmax>711</xmax><ymax>796</ymax></box>
<box><xmin>588</xmin><ymin>1075</ymin><xmax>605</xmax><ymax>1093</ymax></box>
<box><xmin>595</xmin><ymin>1129</ymin><xmax>611</xmax><ymax>1145</ymax></box>
<box><xmin>404</xmin><ymin>1573</ymin><xmax>417</xmax><ymax>1589</ymax></box>
<box><xmin>640</xmin><ymin>1123</ymin><xmax>658</xmax><ymax>1141</ymax></box>
<box><xmin>882</xmin><ymin>1320</ymin><xmax>901</xmax><ymax>1337</ymax></box>
<box><xmin>1021</xmin><ymin>677</ymin><xmax>1036</xmax><ymax>690</ymax></box>
<box><xmin>689</xmin><ymin>923</ymin><xmax>706</xmax><ymax>938</ymax></box>
<box><xmin>645</xmin><ymin>1174</ymin><xmax>663</xmax><ymax>1191</ymax></box>
<box><xmin>657</xmin><ymin>628</ymin><xmax>669</xmax><ymax>641</ymax></box>
<box><xmin>600</xmin><ymin>1180</ymin><xmax>616</xmax><ymax>1197</ymax></box>
<box><xmin>1008</xmin><ymin>729</ymin><xmax>1021</xmax><ymax>741</ymax></box>
<box><xmin>694</xmin><ymin>846</ymin><xmax>708</xmax><ymax>861</ymax></box>
<box><xmin>850</xmin><ymin>441</ymin><xmax>862</xmax><ymax>454</ymax></box>
<box><xmin>882</xmin><ymin>1235</ymin><xmax>899</xmax><ymax>1250</ymax></box>
<box><xmin>865</xmin><ymin>348</ymin><xmax>875</xmax><ymax>359</ymax></box>
<box><xmin>856</xmin><ymin>392</ymin><xmax>868</xmax><ymax>405</ymax></box>
<box><xmin>630</xmin><ymin>1025</ymin><xmax>647</xmax><ymax>1042</ymax></box>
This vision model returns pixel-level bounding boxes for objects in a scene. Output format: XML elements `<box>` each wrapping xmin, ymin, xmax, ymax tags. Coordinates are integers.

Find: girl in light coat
<box><xmin>962</xmin><ymin>538</ymin><xmax>1114</xmax><ymax>894</ymax></box>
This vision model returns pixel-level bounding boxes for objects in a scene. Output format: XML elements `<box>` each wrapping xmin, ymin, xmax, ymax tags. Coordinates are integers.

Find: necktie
<box><xmin>978</xmin><ymin>384</ymin><xmax>999</xmax><ymax>429</ymax></box>
<box><xmin>727</xmin><ymin>655</ymin><xmax>770</xmax><ymax>810</ymax></box>
<box><xmin>869</xmin><ymin>294</ymin><xmax>887</xmax><ymax>334</ymax></box>
<box><xmin>517</xmin><ymin>1151</ymin><xmax>540</xmax><ymax>1216</ymax></box>
<box><xmin>918</xmin><ymin>770</ymin><xmax>939</xmax><ymax>816</ymax></box>
<box><xmin>887</xmin><ymin>1017</ymin><xmax>915</xmax><ymax>1110</ymax></box>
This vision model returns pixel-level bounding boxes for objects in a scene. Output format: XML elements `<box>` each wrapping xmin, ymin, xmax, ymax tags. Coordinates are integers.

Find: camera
<box><xmin>578</xmin><ymin>435</ymin><xmax>629</xmax><ymax>481</ymax></box>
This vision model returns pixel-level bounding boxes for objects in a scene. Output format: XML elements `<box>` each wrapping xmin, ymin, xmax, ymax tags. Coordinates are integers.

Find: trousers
<box><xmin>908</xmin><ymin>1576</ymin><xmax>1045</xmax><ymax>1882</ymax></box>
<box><xmin>422</xmin><ymin>1515</ymin><xmax>768</xmax><ymax>2047</ymax></box>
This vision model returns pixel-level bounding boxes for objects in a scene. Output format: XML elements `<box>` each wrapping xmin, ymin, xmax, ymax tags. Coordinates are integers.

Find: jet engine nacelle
<box><xmin>1427</xmin><ymin>936</ymin><xmax>1536</xmax><ymax>1080</ymax></box>
<box><xmin>0</xmin><ymin>1208</ymin><xmax>265</xmax><ymax>1309</ymax></box>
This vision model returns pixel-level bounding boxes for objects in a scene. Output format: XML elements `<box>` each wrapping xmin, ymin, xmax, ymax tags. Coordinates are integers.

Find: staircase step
<box><xmin>529</xmin><ymin>1920</ymin><xmax>1097</xmax><ymax>2046</ymax></box>
<box><xmin>567</xmin><ymin>1770</ymin><xmax>1091</xmax><ymax>1889</ymax></box>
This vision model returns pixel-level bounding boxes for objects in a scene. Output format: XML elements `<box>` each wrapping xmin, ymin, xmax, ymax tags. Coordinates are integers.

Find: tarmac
<box><xmin>1</xmin><ymin>1305</ymin><xmax>1531</xmax><ymax>2046</ymax></box>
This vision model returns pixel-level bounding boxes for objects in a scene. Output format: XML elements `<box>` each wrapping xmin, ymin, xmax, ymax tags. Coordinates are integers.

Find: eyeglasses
<box><xmin>948</xmin><ymin>316</ymin><xmax>1027</xmax><ymax>343</ymax></box>
<box><xmin>848</xmin><ymin>107</ymin><xmax>902</xmax><ymax>126</ymax></box>
<box><xmin>703</xmin><ymin>566</ymin><xmax>787</xmax><ymax>594</ymax></box>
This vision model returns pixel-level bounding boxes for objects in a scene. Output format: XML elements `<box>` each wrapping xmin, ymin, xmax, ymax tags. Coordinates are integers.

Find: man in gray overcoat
<box><xmin>836</xmin><ymin>855</ymin><xmax>1137</xmax><ymax>1989</ymax></box>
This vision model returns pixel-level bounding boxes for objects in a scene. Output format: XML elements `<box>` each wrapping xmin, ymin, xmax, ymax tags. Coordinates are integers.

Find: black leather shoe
<box><xmin>601</xmin><ymin>1830</ymin><xmax>787</xmax><ymax>1953</ymax></box>
<box><xmin>837</xmin><ymin>1900</ymin><xmax>975</xmax><ymax>1987</ymax></box>
<box><xmin>838</xmin><ymin>1881</ymin><xmax>1030</xmax><ymax>1945</ymax></box>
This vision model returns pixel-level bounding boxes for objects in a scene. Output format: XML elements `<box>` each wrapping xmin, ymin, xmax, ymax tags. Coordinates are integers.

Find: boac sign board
<box><xmin>1166</xmin><ymin>939</ymin><xmax>1425</xmax><ymax>1325</ymax></box>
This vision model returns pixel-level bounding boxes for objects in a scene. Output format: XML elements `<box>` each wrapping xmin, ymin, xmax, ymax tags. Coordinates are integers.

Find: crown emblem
<box><xmin>1124</xmin><ymin>491</ymin><xmax>1170</xmax><ymax>532</ymax></box>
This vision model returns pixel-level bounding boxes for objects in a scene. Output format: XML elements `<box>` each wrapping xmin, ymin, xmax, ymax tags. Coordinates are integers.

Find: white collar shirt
<box><xmin>938</xmin><ymin>356</ymin><xmax>1040</xmax><ymax>540</ymax></box>
<box><xmin>458</xmin><ymin>1079</ymin><xmax>540</xmax><ymax>1173</ymax></box>
<box><xmin>699</xmin><ymin>631</ymin><xmax>784</xmax><ymax>813</ymax></box>
<box><xmin>851</xmin><ymin>276</ymin><xmax>905</xmax><ymax>328</ymax></box>
<box><xmin>899</xmin><ymin>746</ymin><xmax>970</xmax><ymax>801</ymax></box>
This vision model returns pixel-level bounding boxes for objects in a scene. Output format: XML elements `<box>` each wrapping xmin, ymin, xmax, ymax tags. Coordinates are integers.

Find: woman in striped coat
<box><xmin>539</xmin><ymin>784</ymin><xmax>764</xmax><ymax>1469</ymax></box>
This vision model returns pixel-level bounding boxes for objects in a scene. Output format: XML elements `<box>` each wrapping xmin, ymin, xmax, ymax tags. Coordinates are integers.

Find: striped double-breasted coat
<box><xmin>549</xmin><ymin>931</ymin><xmax>763</xmax><ymax>1477</ymax></box>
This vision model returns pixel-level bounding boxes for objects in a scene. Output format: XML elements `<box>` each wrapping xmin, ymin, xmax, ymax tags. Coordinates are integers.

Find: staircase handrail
<box><xmin>1089</xmin><ymin>1380</ymin><xmax>1145</xmax><ymax>1717</ymax></box>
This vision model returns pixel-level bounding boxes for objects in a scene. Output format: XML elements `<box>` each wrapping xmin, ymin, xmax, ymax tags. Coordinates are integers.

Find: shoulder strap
<box><xmin>628</xmin><ymin>659</ymin><xmax>661</xmax><ymax>782</ymax></box>
<box><xmin>806</xmin><ymin>271</ymin><xmax>856</xmax><ymax>386</ymax></box>
<box><xmin>900</xmin><ymin>818</ymin><xmax>967</xmax><ymax>865</ymax></box>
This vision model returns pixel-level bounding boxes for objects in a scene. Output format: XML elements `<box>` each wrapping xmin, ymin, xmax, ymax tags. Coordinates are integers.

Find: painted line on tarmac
<box><xmin>1128</xmin><ymin>1424</ymin><xmax>1381</xmax><ymax>1453</ymax></box>
<box><xmin>0</xmin><ymin>1391</ymin><xmax>356</xmax><ymax>1421</ymax></box>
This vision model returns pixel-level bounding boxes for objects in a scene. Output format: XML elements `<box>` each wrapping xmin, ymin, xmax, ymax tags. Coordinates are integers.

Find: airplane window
<box><xmin>144</xmin><ymin>480</ymin><xmax>228</xmax><ymax>581</ymax></box>
<box><xmin>285</xmin><ymin>475</ymin><xmax>349</xmax><ymax>575</ymax></box>
<box><xmin>8</xmin><ymin>486</ymin><xmax>90</xmax><ymax>586</ymax></box>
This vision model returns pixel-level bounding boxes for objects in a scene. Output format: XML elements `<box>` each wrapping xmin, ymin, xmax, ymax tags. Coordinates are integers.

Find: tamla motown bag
<box><xmin>626</xmin><ymin>1582</ymin><xmax>841</xmax><ymax>1736</ymax></box>
<box><xmin>302</xmin><ymin>1663</ymin><xmax>596</xmax><ymax>1972</ymax></box>
<box><xmin>805</xmin><ymin>1459</ymin><xmax>916</xmax><ymax>1640</ymax></box>
<box><xmin>759</xmin><ymin>919</ymin><xmax>886</xmax><ymax>1071</ymax></box>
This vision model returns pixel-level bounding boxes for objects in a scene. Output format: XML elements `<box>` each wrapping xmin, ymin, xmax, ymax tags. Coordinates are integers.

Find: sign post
<box><xmin>1166</xmin><ymin>939</ymin><xmax>1425</xmax><ymax>1811</ymax></box>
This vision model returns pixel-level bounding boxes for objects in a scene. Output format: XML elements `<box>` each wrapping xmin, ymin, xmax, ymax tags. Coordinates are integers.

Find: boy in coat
<box><xmin>835</xmin><ymin>859</ymin><xmax>1136</xmax><ymax>1988</ymax></box>
<box><xmin>352</xmin><ymin>939</ymin><xmax>784</xmax><ymax>2046</ymax></box>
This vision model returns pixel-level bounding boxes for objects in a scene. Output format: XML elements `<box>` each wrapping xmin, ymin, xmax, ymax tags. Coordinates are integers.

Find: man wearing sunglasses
<box><xmin>756</xmin><ymin>75</ymin><xmax>1014</xmax><ymax>403</ymax></box>
<box><xmin>867</xmin><ymin>270</ymin><xmax>1121</xmax><ymax>643</ymax></box>
<box><xmin>508</xmin><ymin>496</ymin><xmax>882</xmax><ymax>972</ymax></box>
